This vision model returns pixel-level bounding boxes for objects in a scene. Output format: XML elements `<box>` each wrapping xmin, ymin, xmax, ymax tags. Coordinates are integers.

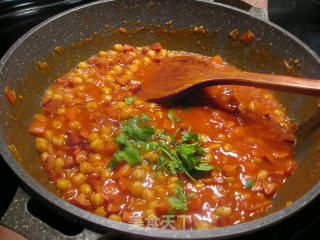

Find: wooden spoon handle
<box><xmin>200</xmin><ymin>71</ymin><xmax>320</xmax><ymax>96</ymax></box>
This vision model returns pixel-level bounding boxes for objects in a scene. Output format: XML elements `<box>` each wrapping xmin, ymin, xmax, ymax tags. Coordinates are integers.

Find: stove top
<box><xmin>1</xmin><ymin>1</ymin><xmax>319</xmax><ymax>239</ymax></box>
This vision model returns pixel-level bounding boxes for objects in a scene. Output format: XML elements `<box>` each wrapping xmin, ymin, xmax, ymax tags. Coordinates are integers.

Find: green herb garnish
<box><xmin>244</xmin><ymin>179</ymin><xmax>256</xmax><ymax>189</ymax></box>
<box><xmin>167</xmin><ymin>181</ymin><xmax>193</xmax><ymax>211</ymax></box>
<box><xmin>141</xmin><ymin>113</ymin><xmax>150</xmax><ymax>122</ymax></box>
<box><xmin>124</xmin><ymin>96</ymin><xmax>136</xmax><ymax>104</ymax></box>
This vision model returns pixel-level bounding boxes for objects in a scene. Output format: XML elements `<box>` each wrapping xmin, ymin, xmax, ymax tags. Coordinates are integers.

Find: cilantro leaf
<box><xmin>182</xmin><ymin>126</ymin><xmax>200</xmax><ymax>142</ymax></box>
<box><xmin>141</xmin><ymin>113</ymin><xmax>150</xmax><ymax>122</ymax></box>
<box><xmin>124</xmin><ymin>96</ymin><xmax>136</xmax><ymax>104</ymax></box>
<box><xmin>244</xmin><ymin>179</ymin><xmax>255</xmax><ymax>189</ymax></box>
<box><xmin>168</xmin><ymin>109</ymin><xmax>175</xmax><ymax>123</ymax></box>
<box><xmin>167</xmin><ymin>182</ymin><xmax>193</xmax><ymax>212</ymax></box>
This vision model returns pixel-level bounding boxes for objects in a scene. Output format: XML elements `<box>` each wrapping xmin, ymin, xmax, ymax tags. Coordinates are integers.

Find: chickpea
<box><xmin>216</xmin><ymin>206</ymin><xmax>232</xmax><ymax>217</ymax></box>
<box><xmin>194</xmin><ymin>182</ymin><xmax>205</xmax><ymax>190</ymax></box>
<box><xmin>52</xmin><ymin>135</ymin><xmax>65</xmax><ymax>147</ymax></box>
<box><xmin>72</xmin><ymin>173</ymin><xmax>86</xmax><ymax>185</ymax></box>
<box><xmin>257</xmin><ymin>170</ymin><xmax>268</xmax><ymax>180</ymax></box>
<box><xmin>40</xmin><ymin>152</ymin><xmax>49</xmax><ymax>162</ymax></box>
<box><xmin>101</xmin><ymin>169</ymin><xmax>112</xmax><ymax>179</ymax></box>
<box><xmin>78</xmin><ymin>61</ymin><xmax>89</xmax><ymax>69</ymax></box>
<box><xmin>144</xmin><ymin>152</ymin><xmax>158</xmax><ymax>162</ymax></box>
<box><xmin>167</xmin><ymin>183</ymin><xmax>177</xmax><ymax>195</ymax></box>
<box><xmin>104</xmin><ymin>75</ymin><xmax>115</xmax><ymax>83</ymax></box>
<box><xmin>73</xmin><ymin>77</ymin><xmax>83</xmax><ymax>84</ymax></box>
<box><xmin>56</xmin><ymin>179</ymin><xmax>70</xmax><ymax>191</ymax></box>
<box><xmin>252</xmin><ymin>157</ymin><xmax>262</xmax><ymax>164</ymax></box>
<box><xmin>108</xmin><ymin>214</ymin><xmax>122</xmax><ymax>222</ymax></box>
<box><xmin>80</xmin><ymin>184</ymin><xmax>92</xmax><ymax>194</ymax></box>
<box><xmin>98</xmin><ymin>51</ymin><xmax>108</xmax><ymax>57</ymax></box>
<box><xmin>46</xmin><ymin>89</ymin><xmax>53</xmax><ymax>96</ymax></box>
<box><xmin>113</xmin><ymin>44</ymin><xmax>124</xmax><ymax>52</ymax></box>
<box><xmin>132</xmin><ymin>168</ymin><xmax>146</xmax><ymax>180</ymax></box>
<box><xmin>223</xmin><ymin>143</ymin><xmax>233</xmax><ymax>152</ymax></box>
<box><xmin>94</xmin><ymin>207</ymin><xmax>106</xmax><ymax>217</ymax></box>
<box><xmin>133</xmin><ymin>98</ymin><xmax>144</xmax><ymax>106</ymax></box>
<box><xmin>195</xmin><ymin>221</ymin><xmax>213</xmax><ymax>230</ymax></box>
<box><xmin>142</xmin><ymin>56</ymin><xmax>151</xmax><ymax>65</ymax></box>
<box><xmin>147</xmin><ymin>50</ymin><xmax>156</xmax><ymax>58</ymax></box>
<box><xmin>44</xmin><ymin>130</ymin><xmax>54</xmax><ymax>140</ymax></box>
<box><xmin>90</xmin><ymin>153</ymin><xmax>102</xmax><ymax>162</ymax></box>
<box><xmin>68</xmin><ymin>121</ymin><xmax>81</xmax><ymax>130</ymax></box>
<box><xmin>52</xmin><ymin>120</ymin><xmax>62</xmax><ymax>129</ymax></box>
<box><xmin>86</xmin><ymin>102</ymin><xmax>98</xmax><ymax>110</ymax></box>
<box><xmin>57</xmin><ymin>107</ymin><xmax>66</xmax><ymax>115</ymax></box>
<box><xmin>168</xmin><ymin>176</ymin><xmax>179</xmax><ymax>184</ymax></box>
<box><xmin>52</xmin><ymin>93</ymin><xmax>62</xmax><ymax>100</ymax></box>
<box><xmin>90</xmin><ymin>193</ymin><xmax>104</xmax><ymax>206</ymax></box>
<box><xmin>120</xmin><ymin>107</ymin><xmax>133</xmax><ymax>119</ymax></box>
<box><xmin>132</xmin><ymin>59</ymin><xmax>141</xmax><ymax>65</ymax></box>
<box><xmin>130</xmin><ymin>181</ymin><xmax>143</xmax><ymax>197</ymax></box>
<box><xmin>55</xmin><ymin>157</ymin><xmax>64</xmax><ymax>169</ymax></box>
<box><xmin>88</xmin><ymin>133</ymin><xmax>99</xmax><ymax>142</ymax></box>
<box><xmin>143</xmin><ymin>208</ymin><xmax>156</xmax><ymax>218</ymax></box>
<box><xmin>90</xmin><ymin>138</ymin><xmax>104</xmax><ymax>152</ymax></box>
<box><xmin>159</xmin><ymin>49</ymin><xmax>168</xmax><ymax>57</ymax></box>
<box><xmin>35</xmin><ymin>137</ymin><xmax>48</xmax><ymax>152</ymax></box>
<box><xmin>128</xmin><ymin>64</ymin><xmax>138</xmax><ymax>72</ymax></box>
<box><xmin>80</xmin><ymin>162</ymin><xmax>93</xmax><ymax>174</ymax></box>
<box><xmin>122</xmin><ymin>70</ymin><xmax>133</xmax><ymax>79</ymax></box>
<box><xmin>153</xmin><ymin>185</ymin><xmax>166</xmax><ymax>197</ymax></box>
<box><xmin>142</xmin><ymin>189</ymin><xmax>155</xmax><ymax>202</ymax></box>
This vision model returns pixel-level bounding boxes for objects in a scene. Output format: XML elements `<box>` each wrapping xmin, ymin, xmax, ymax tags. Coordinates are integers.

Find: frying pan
<box><xmin>0</xmin><ymin>0</ymin><xmax>320</xmax><ymax>239</ymax></box>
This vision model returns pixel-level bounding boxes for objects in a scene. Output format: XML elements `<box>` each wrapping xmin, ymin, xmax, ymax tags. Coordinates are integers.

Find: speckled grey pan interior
<box><xmin>0</xmin><ymin>0</ymin><xmax>320</xmax><ymax>239</ymax></box>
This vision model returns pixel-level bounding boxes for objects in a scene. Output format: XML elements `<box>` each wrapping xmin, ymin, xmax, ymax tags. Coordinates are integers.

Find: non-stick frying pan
<box><xmin>0</xmin><ymin>0</ymin><xmax>320</xmax><ymax>239</ymax></box>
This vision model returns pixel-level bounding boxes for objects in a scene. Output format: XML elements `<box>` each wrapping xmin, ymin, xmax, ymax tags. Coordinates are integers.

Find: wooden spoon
<box><xmin>140</xmin><ymin>55</ymin><xmax>320</xmax><ymax>101</ymax></box>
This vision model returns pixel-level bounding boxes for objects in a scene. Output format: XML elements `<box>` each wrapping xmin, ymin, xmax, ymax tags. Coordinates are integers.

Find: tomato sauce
<box><xmin>29</xmin><ymin>43</ymin><xmax>296</xmax><ymax>230</ymax></box>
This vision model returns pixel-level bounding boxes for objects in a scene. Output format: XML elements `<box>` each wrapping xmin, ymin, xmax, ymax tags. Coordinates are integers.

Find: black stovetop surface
<box><xmin>0</xmin><ymin>0</ymin><xmax>319</xmax><ymax>239</ymax></box>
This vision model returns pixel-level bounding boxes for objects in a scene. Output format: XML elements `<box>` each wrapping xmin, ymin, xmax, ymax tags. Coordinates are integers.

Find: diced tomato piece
<box><xmin>107</xmin><ymin>201</ymin><xmax>121</xmax><ymax>213</ymax></box>
<box><xmin>211</xmin><ymin>55</ymin><xmax>223</xmax><ymax>65</ymax></box>
<box><xmin>240</xmin><ymin>30</ymin><xmax>255</xmax><ymax>45</ymax></box>
<box><xmin>119</xmin><ymin>53</ymin><xmax>135</xmax><ymax>65</ymax></box>
<box><xmin>222</xmin><ymin>164</ymin><xmax>238</xmax><ymax>176</ymax></box>
<box><xmin>155</xmin><ymin>200</ymin><xmax>170</xmax><ymax>215</ymax></box>
<box><xmin>187</xmin><ymin>196</ymin><xmax>202</xmax><ymax>211</ymax></box>
<box><xmin>5</xmin><ymin>86</ymin><xmax>16</xmax><ymax>105</ymax></box>
<box><xmin>123</xmin><ymin>44</ymin><xmax>134</xmax><ymax>52</ymax></box>
<box><xmin>98</xmin><ymin>183</ymin><xmax>120</xmax><ymax>201</ymax></box>
<box><xmin>118</xmin><ymin>177</ymin><xmax>131</xmax><ymax>192</ymax></box>
<box><xmin>64</xmin><ymin>155</ymin><xmax>76</xmax><ymax>168</ymax></box>
<box><xmin>150</xmin><ymin>42</ymin><xmax>162</xmax><ymax>52</ymax></box>
<box><xmin>65</xmin><ymin>105</ymin><xmax>81</xmax><ymax>122</ymax></box>
<box><xmin>263</xmin><ymin>181</ymin><xmax>277</xmax><ymax>196</ymax></box>
<box><xmin>281</xmin><ymin>159</ymin><xmax>297</xmax><ymax>175</ymax></box>
<box><xmin>43</xmin><ymin>155</ymin><xmax>55</xmax><ymax>172</ymax></box>
<box><xmin>86</xmin><ymin>175</ymin><xmax>103</xmax><ymax>191</ymax></box>
<box><xmin>73</xmin><ymin>148</ymin><xmax>87</xmax><ymax>164</ymax></box>
<box><xmin>96</xmin><ymin>57</ymin><xmax>114</xmax><ymax>68</ymax></box>
<box><xmin>74</xmin><ymin>193</ymin><xmax>90</xmax><ymax>209</ymax></box>
<box><xmin>242</xmin><ymin>162</ymin><xmax>258</xmax><ymax>173</ymax></box>
<box><xmin>113</xmin><ymin>163</ymin><xmax>131</xmax><ymax>179</ymax></box>
<box><xmin>29</xmin><ymin>120</ymin><xmax>46</xmax><ymax>135</ymax></box>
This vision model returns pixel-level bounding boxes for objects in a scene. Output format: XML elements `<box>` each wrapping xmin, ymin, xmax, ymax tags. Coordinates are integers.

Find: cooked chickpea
<box><xmin>168</xmin><ymin>176</ymin><xmax>179</xmax><ymax>184</ymax></box>
<box><xmin>113</xmin><ymin>43</ymin><xmax>123</xmax><ymax>52</ymax></box>
<box><xmin>128</xmin><ymin>63</ymin><xmax>138</xmax><ymax>72</ymax></box>
<box><xmin>55</xmin><ymin>157</ymin><xmax>64</xmax><ymax>169</ymax></box>
<box><xmin>44</xmin><ymin>130</ymin><xmax>54</xmax><ymax>140</ymax></box>
<box><xmin>147</xmin><ymin>50</ymin><xmax>156</xmax><ymax>58</ymax></box>
<box><xmin>143</xmin><ymin>208</ymin><xmax>156</xmax><ymax>218</ymax></box>
<box><xmin>56</xmin><ymin>179</ymin><xmax>71</xmax><ymax>191</ymax></box>
<box><xmin>113</xmin><ymin>65</ymin><xmax>122</xmax><ymax>74</ymax></box>
<box><xmin>73</xmin><ymin>77</ymin><xmax>83</xmax><ymax>84</ymax></box>
<box><xmin>68</xmin><ymin>121</ymin><xmax>81</xmax><ymax>130</ymax></box>
<box><xmin>35</xmin><ymin>137</ymin><xmax>48</xmax><ymax>152</ymax></box>
<box><xmin>257</xmin><ymin>170</ymin><xmax>268</xmax><ymax>180</ymax></box>
<box><xmin>223</xmin><ymin>143</ymin><xmax>233</xmax><ymax>152</ymax></box>
<box><xmin>57</xmin><ymin>107</ymin><xmax>66</xmax><ymax>115</ymax></box>
<box><xmin>72</xmin><ymin>173</ymin><xmax>86</xmax><ymax>185</ymax></box>
<box><xmin>167</xmin><ymin>183</ymin><xmax>177</xmax><ymax>195</ymax></box>
<box><xmin>142</xmin><ymin>189</ymin><xmax>155</xmax><ymax>202</ymax></box>
<box><xmin>78</xmin><ymin>61</ymin><xmax>89</xmax><ymax>69</ymax></box>
<box><xmin>104</xmin><ymin>75</ymin><xmax>115</xmax><ymax>83</ymax></box>
<box><xmin>109</xmin><ymin>214</ymin><xmax>122</xmax><ymax>222</ymax></box>
<box><xmin>90</xmin><ymin>138</ymin><xmax>104</xmax><ymax>152</ymax></box>
<box><xmin>90</xmin><ymin>193</ymin><xmax>104</xmax><ymax>206</ymax></box>
<box><xmin>94</xmin><ymin>207</ymin><xmax>106</xmax><ymax>217</ymax></box>
<box><xmin>80</xmin><ymin>162</ymin><xmax>93</xmax><ymax>174</ymax></box>
<box><xmin>216</xmin><ymin>206</ymin><xmax>232</xmax><ymax>217</ymax></box>
<box><xmin>132</xmin><ymin>168</ymin><xmax>146</xmax><ymax>180</ymax></box>
<box><xmin>132</xmin><ymin>59</ymin><xmax>141</xmax><ymax>65</ymax></box>
<box><xmin>195</xmin><ymin>221</ymin><xmax>212</xmax><ymax>230</ymax></box>
<box><xmin>142</xmin><ymin>56</ymin><xmax>151</xmax><ymax>64</ymax></box>
<box><xmin>101</xmin><ymin>169</ymin><xmax>112</xmax><ymax>178</ymax></box>
<box><xmin>40</xmin><ymin>152</ymin><xmax>49</xmax><ymax>162</ymax></box>
<box><xmin>80</xmin><ymin>183</ymin><xmax>92</xmax><ymax>194</ymax></box>
<box><xmin>88</xmin><ymin>133</ymin><xmax>99</xmax><ymax>142</ymax></box>
<box><xmin>86</xmin><ymin>102</ymin><xmax>98</xmax><ymax>110</ymax></box>
<box><xmin>52</xmin><ymin>93</ymin><xmax>62</xmax><ymax>100</ymax></box>
<box><xmin>52</xmin><ymin>120</ymin><xmax>62</xmax><ymax>129</ymax></box>
<box><xmin>130</xmin><ymin>181</ymin><xmax>143</xmax><ymax>197</ymax></box>
<box><xmin>120</xmin><ymin>107</ymin><xmax>133</xmax><ymax>120</ymax></box>
<box><xmin>98</xmin><ymin>51</ymin><xmax>108</xmax><ymax>57</ymax></box>
<box><xmin>159</xmin><ymin>49</ymin><xmax>168</xmax><ymax>57</ymax></box>
<box><xmin>252</xmin><ymin>157</ymin><xmax>262</xmax><ymax>164</ymax></box>
<box><xmin>194</xmin><ymin>182</ymin><xmax>205</xmax><ymax>190</ymax></box>
<box><xmin>122</xmin><ymin>70</ymin><xmax>133</xmax><ymax>79</ymax></box>
<box><xmin>52</xmin><ymin>135</ymin><xmax>65</xmax><ymax>147</ymax></box>
<box><xmin>153</xmin><ymin>185</ymin><xmax>166</xmax><ymax>197</ymax></box>
<box><xmin>133</xmin><ymin>98</ymin><xmax>144</xmax><ymax>106</ymax></box>
<box><xmin>144</xmin><ymin>152</ymin><xmax>158</xmax><ymax>162</ymax></box>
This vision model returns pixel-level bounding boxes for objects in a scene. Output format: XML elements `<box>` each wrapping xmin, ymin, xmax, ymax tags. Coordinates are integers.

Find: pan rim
<box><xmin>0</xmin><ymin>0</ymin><xmax>319</xmax><ymax>239</ymax></box>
